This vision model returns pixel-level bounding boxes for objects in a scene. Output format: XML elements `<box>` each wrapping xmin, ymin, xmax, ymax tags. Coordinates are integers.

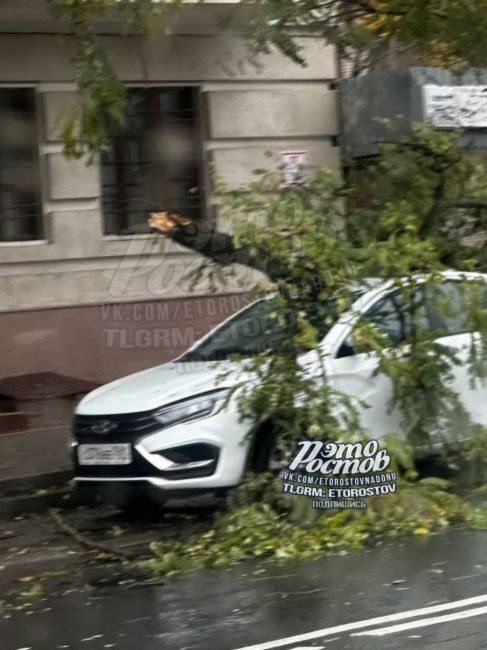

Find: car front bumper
<box><xmin>73</xmin><ymin>404</ymin><xmax>251</xmax><ymax>493</ymax></box>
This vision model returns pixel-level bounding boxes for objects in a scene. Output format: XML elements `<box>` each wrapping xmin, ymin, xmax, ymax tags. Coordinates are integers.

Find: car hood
<box><xmin>76</xmin><ymin>360</ymin><xmax>245</xmax><ymax>415</ymax></box>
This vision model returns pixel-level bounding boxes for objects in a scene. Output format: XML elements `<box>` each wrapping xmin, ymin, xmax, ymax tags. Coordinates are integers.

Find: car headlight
<box><xmin>154</xmin><ymin>389</ymin><xmax>229</xmax><ymax>427</ymax></box>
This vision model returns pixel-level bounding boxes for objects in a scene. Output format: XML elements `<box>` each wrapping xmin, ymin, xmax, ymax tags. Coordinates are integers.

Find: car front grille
<box><xmin>72</xmin><ymin>411</ymin><xmax>219</xmax><ymax>481</ymax></box>
<box><xmin>73</xmin><ymin>411</ymin><xmax>161</xmax><ymax>442</ymax></box>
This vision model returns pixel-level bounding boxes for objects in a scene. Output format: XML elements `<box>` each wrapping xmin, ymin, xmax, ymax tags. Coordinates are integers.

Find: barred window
<box><xmin>0</xmin><ymin>88</ymin><xmax>42</xmax><ymax>242</ymax></box>
<box><xmin>101</xmin><ymin>87</ymin><xmax>203</xmax><ymax>236</ymax></box>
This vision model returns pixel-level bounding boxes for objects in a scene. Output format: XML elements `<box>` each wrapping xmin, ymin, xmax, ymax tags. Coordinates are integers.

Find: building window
<box><xmin>0</xmin><ymin>89</ymin><xmax>42</xmax><ymax>242</ymax></box>
<box><xmin>101</xmin><ymin>87</ymin><xmax>203</xmax><ymax>236</ymax></box>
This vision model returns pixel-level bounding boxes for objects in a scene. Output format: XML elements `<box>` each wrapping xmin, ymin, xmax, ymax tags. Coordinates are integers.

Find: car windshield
<box><xmin>181</xmin><ymin>295</ymin><xmax>343</xmax><ymax>362</ymax></box>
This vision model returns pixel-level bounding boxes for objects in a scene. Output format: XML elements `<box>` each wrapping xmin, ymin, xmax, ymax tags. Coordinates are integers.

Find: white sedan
<box><xmin>72</xmin><ymin>271</ymin><xmax>487</xmax><ymax>503</ymax></box>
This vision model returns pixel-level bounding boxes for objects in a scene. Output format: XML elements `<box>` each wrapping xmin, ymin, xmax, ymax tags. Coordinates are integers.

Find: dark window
<box><xmin>337</xmin><ymin>288</ymin><xmax>429</xmax><ymax>358</ymax></box>
<box><xmin>367</xmin><ymin>293</ymin><xmax>411</xmax><ymax>346</ymax></box>
<box><xmin>0</xmin><ymin>89</ymin><xmax>42</xmax><ymax>242</ymax></box>
<box><xmin>426</xmin><ymin>281</ymin><xmax>487</xmax><ymax>337</ymax></box>
<box><xmin>368</xmin><ymin>289</ymin><xmax>430</xmax><ymax>345</ymax></box>
<box><xmin>182</xmin><ymin>296</ymin><xmax>340</xmax><ymax>362</ymax></box>
<box><xmin>101</xmin><ymin>87</ymin><xmax>203</xmax><ymax>236</ymax></box>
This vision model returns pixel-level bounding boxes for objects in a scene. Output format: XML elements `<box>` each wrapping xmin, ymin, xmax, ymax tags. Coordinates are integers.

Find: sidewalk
<box><xmin>0</xmin><ymin>425</ymin><xmax>72</xmax><ymax>504</ymax></box>
<box><xmin>0</xmin><ymin>372</ymin><xmax>97</xmax><ymax>497</ymax></box>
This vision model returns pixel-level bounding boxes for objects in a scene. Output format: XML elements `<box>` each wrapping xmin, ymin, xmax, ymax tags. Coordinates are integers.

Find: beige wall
<box><xmin>0</xmin><ymin>12</ymin><xmax>339</xmax><ymax>315</ymax></box>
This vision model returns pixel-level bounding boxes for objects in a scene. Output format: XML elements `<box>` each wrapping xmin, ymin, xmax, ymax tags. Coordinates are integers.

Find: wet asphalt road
<box><xmin>2</xmin><ymin>528</ymin><xmax>487</xmax><ymax>650</ymax></box>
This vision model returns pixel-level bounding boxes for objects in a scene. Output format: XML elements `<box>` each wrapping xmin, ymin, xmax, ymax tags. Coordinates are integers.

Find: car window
<box><xmin>181</xmin><ymin>299</ymin><xmax>287</xmax><ymax>361</ymax></box>
<box><xmin>367</xmin><ymin>293</ymin><xmax>410</xmax><ymax>346</ymax></box>
<box><xmin>337</xmin><ymin>288</ymin><xmax>429</xmax><ymax>358</ymax></box>
<box><xmin>426</xmin><ymin>280</ymin><xmax>487</xmax><ymax>337</ymax></box>
<box><xmin>181</xmin><ymin>296</ymin><xmax>340</xmax><ymax>362</ymax></box>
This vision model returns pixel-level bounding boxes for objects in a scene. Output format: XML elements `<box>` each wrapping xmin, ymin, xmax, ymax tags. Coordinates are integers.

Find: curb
<box><xmin>0</xmin><ymin>469</ymin><xmax>76</xmax><ymax>518</ymax></box>
<box><xmin>0</xmin><ymin>487</ymin><xmax>80</xmax><ymax>518</ymax></box>
<box><xmin>0</xmin><ymin>469</ymin><xmax>73</xmax><ymax>497</ymax></box>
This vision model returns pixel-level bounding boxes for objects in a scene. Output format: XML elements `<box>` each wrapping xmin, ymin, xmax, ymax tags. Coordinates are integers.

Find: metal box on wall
<box><xmin>338</xmin><ymin>67</ymin><xmax>487</xmax><ymax>160</ymax></box>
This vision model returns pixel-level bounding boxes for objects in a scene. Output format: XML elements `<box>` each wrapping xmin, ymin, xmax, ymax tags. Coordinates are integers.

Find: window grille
<box><xmin>0</xmin><ymin>88</ymin><xmax>42</xmax><ymax>242</ymax></box>
<box><xmin>101</xmin><ymin>87</ymin><xmax>203</xmax><ymax>236</ymax></box>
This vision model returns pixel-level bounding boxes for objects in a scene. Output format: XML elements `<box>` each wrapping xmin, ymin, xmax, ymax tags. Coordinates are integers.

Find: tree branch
<box><xmin>149</xmin><ymin>212</ymin><xmax>289</xmax><ymax>282</ymax></box>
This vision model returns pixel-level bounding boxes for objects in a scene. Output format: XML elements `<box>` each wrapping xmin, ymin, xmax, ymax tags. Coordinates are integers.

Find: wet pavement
<box><xmin>2</xmin><ymin>528</ymin><xmax>487</xmax><ymax>650</ymax></box>
<box><xmin>0</xmin><ymin>425</ymin><xmax>70</xmax><ymax>482</ymax></box>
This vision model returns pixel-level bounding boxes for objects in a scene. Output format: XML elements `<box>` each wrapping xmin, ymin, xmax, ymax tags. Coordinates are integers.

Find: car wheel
<box><xmin>251</xmin><ymin>422</ymin><xmax>296</xmax><ymax>473</ymax></box>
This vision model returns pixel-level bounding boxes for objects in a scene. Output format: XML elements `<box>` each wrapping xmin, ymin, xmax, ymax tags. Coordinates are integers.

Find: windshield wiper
<box><xmin>183</xmin><ymin>346</ymin><xmax>263</xmax><ymax>362</ymax></box>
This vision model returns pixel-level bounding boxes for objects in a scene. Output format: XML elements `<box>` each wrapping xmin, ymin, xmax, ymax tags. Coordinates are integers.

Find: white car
<box><xmin>72</xmin><ymin>271</ymin><xmax>487</xmax><ymax>504</ymax></box>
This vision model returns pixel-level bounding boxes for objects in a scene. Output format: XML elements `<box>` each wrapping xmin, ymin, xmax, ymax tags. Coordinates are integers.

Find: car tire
<box><xmin>250</xmin><ymin>422</ymin><xmax>296</xmax><ymax>473</ymax></box>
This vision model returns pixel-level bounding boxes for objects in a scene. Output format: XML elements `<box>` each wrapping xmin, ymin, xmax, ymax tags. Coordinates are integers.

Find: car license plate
<box><xmin>78</xmin><ymin>444</ymin><xmax>132</xmax><ymax>465</ymax></box>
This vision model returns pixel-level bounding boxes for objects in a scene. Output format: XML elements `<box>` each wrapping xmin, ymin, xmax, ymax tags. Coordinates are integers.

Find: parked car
<box><xmin>72</xmin><ymin>271</ymin><xmax>487</xmax><ymax>504</ymax></box>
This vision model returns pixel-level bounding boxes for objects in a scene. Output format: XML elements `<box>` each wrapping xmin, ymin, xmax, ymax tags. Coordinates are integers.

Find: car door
<box><xmin>325</xmin><ymin>288</ymin><xmax>428</xmax><ymax>440</ymax></box>
<box><xmin>426</xmin><ymin>278</ymin><xmax>487</xmax><ymax>431</ymax></box>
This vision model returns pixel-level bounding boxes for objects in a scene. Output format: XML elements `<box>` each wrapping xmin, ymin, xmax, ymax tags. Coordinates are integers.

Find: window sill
<box><xmin>102</xmin><ymin>234</ymin><xmax>155</xmax><ymax>241</ymax></box>
<box><xmin>101</xmin><ymin>234</ymin><xmax>195</xmax><ymax>254</ymax></box>
<box><xmin>0</xmin><ymin>239</ymin><xmax>49</xmax><ymax>247</ymax></box>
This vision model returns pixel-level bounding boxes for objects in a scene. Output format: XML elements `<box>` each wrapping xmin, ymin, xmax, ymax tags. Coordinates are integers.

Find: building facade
<box><xmin>0</xmin><ymin>1</ymin><xmax>340</xmax><ymax>384</ymax></box>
